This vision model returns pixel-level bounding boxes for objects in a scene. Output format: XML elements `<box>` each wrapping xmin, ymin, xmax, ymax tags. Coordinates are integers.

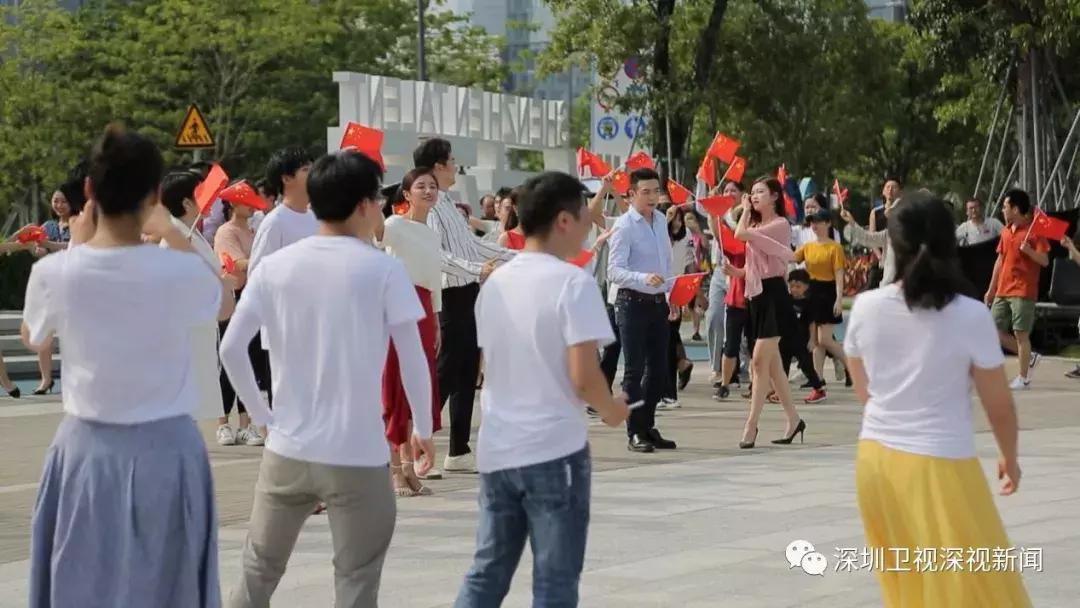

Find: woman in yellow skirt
<box><xmin>843</xmin><ymin>195</ymin><xmax>1031</xmax><ymax>608</ymax></box>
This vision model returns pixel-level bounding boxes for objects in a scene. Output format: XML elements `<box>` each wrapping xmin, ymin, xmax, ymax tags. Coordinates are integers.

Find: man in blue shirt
<box><xmin>607</xmin><ymin>168</ymin><xmax>678</xmax><ymax>453</ymax></box>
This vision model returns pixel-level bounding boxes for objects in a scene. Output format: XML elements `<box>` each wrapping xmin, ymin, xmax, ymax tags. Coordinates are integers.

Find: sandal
<box><xmin>402</xmin><ymin>461</ymin><xmax>433</xmax><ymax>496</ymax></box>
<box><xmin>767</xmin><ymin>391</ymin><xmax>780</xmax><ymax>404</ymax></box>
<box><xmin>392</xmin><ymin>465</ymin><xmax>418</xmax><ymax>498</ymax></box>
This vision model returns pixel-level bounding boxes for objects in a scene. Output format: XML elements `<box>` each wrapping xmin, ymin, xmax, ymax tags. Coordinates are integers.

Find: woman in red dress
<box><xmin>378</xmin><ymin>168</ymin><xmax>444</xmax><ymax>496</ymax></box>
<box><xmin>496</xmin><ymin>189</ymin><xmax>526</xmax><ymax>250</ymax></box>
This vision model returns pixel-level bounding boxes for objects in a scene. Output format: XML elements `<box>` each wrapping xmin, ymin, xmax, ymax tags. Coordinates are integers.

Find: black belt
<box><xmin>617</xmin><ymin>289</ymin><xmax>667</xmax><ymax>304</ymax></box>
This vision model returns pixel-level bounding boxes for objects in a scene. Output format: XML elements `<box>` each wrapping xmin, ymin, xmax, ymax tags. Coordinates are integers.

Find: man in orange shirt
<box><xmin>984</xmin><ymin>189</ymin><xmax>1050</xmax><ymax>390</ymax></box>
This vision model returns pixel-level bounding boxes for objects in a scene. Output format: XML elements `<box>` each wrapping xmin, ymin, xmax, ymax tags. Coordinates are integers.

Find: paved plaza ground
<box><xmin>0</xmin><ymin>356</ymin><xmax>1077</xmax><ymax>607</ymax></box>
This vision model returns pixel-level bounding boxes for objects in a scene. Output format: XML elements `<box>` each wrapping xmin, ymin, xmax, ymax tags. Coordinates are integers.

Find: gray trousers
<box><xmin>705</xmin><ymin>266</ymin><xmax>727</xmax><ymax>374</ymax></box>
<box><xmin>229</xmin><ymin>450</ymin><xmax>396</xmax><ymax>608</ymax></box>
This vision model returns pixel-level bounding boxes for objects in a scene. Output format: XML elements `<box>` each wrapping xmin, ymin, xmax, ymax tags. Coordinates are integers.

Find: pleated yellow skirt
<box><xmin>855</xmin><ymin>440</ymin><xmax>1032</xmax><ymax>608</ymax></box>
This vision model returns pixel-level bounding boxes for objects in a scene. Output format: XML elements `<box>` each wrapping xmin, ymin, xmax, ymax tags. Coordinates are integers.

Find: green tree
<box><xmin>0</xmin><ymin>0</ymin><xmax>95</xmax><ymax>220</ymax></box>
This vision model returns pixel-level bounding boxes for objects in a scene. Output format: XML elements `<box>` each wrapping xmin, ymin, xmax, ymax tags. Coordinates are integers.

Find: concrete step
<box><xmin>0</xmin><ymin>312</ymin><xmax>60</xmax><ymax>379</ymax></box>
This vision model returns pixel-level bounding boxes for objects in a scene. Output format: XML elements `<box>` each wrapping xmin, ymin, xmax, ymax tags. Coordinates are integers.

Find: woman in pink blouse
<box><xmin>734</xmin><ymin>177</ymin><xmax>805</xmax><ymax>449</ymax></box>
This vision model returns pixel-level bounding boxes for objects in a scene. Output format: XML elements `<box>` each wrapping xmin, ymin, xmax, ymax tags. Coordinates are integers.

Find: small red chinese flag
<box><xmin>1030</xmin><ymin>209</ymin><xmax>1069</xmax><ymax>241</ymax></box>
<box><xmin>14</xmin><ymin>225</ymin><xmax>47</xmax><ymax>244</ymax></box>
<box><xmin>697</xmin><ymin>155</ymin><xmax>718</xmax><ymax>189</ymax></box>
<box><xmin>669</xmin><ymin>273</ymin><xmax>707</xmax><ymax>307</ymax></box>
<box><xmin>697</xmin><ymin>195</ymin><xmax>737</xmax><ymax>218</ymax></box>
<box><xmin>220</xmin><ymin>252</ymin><xmax>236</xmax><ymax>274</ymax></box>
<box><xmin>568</xmin><ymin>249</ymin><xmax>594</xmax><ymax>267</ymax></box>
<box><xmin>725</xmin><ymin>156</ymin><xmax>747</xmax><ymax>184</ymax></box>
<box><xmin>776</xmin><ymin>164</ymin><xmax>797</xmax><ymax>218</ymax></box>
<box><xmin>667</xmin><ymin>179</ymin><xmax>694</xmax><ymax>205</ymax></box>
<box><xmin>219</xmin><ymin>180</ymin><xmax>270</xmax><ymax>211</ymax></box>
<box><xmin>832</xmin><ymin>179</ymin><xmax>849</xmax><ymax>206</ymax></box>
<box><xmin>393</xmin><ymin>202</ymin><xmax>411</xmax><ymax>215</ymax></box>
<box><xmin>340</xmin><ymin>122</ymin><xmax>385</xmax><ymax>170</ymax></box>
<box><xmin>576</xmin><ymin>148</ymin><xmax>611</xmax><ymax>178</ymax></box>
<box><xmin>706</xmin><ymin>132</ymin><xmax>740</xmax><ymax>164</ymax></box>
<box><xmin>612</xmin><ymin>171</ymin><xmax>631</xmax><ymax>195</ymax></box>
<box><xmin>719</xmin><ymin>223</ymin><xmax>745</xmax><ymax>256</ymax></box>
<box><xmin>625</xmin><ymin>151</ymin><xmax>655</xmax><ymax>172</ymax></box>
<box><xmin>194</xmin><ymin>163</ymin><xmax>229</xmax><ymax>216</ymax></box>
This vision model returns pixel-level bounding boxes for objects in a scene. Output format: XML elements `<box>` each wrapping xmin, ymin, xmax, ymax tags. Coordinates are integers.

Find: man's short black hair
<box><xmin>413</xmin><ymin>137</ymin><xmax>452</xmax><ymax>169</ymax></box>
<box><xmin>1003</xmin><ymin>188</ymin><xmax>1032</xmax><ymax>215</ymax></box>
<box><xmin>787</xmin><ymin>268</ymin><xmax>811</xmax><ymax>285</ymax></box>
<box><xmin>630</xmin><ymin>168</ymin><xmax>660</xmax><ymax>189</ymax></box>
<box><xmin>516</xmin><ymin>171</ymin><xmax>586</xmax><ymax>237</ymax></box>
<box><xmin>495</xmin><ymin>186</ymin><xmax>513</xmax><ymax>199</ymax></box>
<box><xmin>265</xmin><ymin>146</ymin><xmax>314</xmax><ymax>199</ymax></box>
<box><xmin>160</xmin><ymin>170</ymin><xmax>202</xmax><ymax>218</ymax></box>
<box><xmin>306</xmin><ymin>151</ymin><xmax>384</xmax><ymax>222</ymax></box>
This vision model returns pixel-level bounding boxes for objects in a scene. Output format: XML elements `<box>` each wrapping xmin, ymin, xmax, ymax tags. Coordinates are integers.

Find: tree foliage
<box><xmin>0</xmin><ymin>0</ymin><xmax>505</xmax><ymax>216</ymax></box>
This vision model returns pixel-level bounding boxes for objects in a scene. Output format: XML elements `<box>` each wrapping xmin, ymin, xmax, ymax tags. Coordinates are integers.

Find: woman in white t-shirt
<box><xmin>378</xmin><ymin>167</ymin><xmax>444</xmax><ymax>497</ymax></box>
<box><xmin>844</xmin><ymin>196</ymin><xmax>1031</xmax><ymax>606</ymax></box>
<box><xmin>22</xmin><ymin>124</ymin><xmax>234</xmax><ymax>605</ymax></box>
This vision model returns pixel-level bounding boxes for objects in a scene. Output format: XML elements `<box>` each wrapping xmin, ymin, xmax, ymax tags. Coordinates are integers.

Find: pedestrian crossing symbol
<box><xmin>175</xmin><ymin>104</ymin><xmax>215</xmax><ymax>149</ymax></box>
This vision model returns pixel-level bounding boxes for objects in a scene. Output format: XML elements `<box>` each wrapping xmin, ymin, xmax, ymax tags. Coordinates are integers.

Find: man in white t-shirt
<box><xmin>955</xmin><ymin>197</ymin><xmax>1005</xmax><ymax>246</ymax></box>
<box><xmin>455</xmin><ymin>171</ymin><xmax>628</xmax><ymax>607</ymax></box>
<box><xmin>247</xmin><ymin>147</ymin><xmax>318</xmax><ymax>403</ymax></box>
<box><xmin>220</xmin><ymin>150</ymin><xmax>435</xmax><ymax>608</ymax></box>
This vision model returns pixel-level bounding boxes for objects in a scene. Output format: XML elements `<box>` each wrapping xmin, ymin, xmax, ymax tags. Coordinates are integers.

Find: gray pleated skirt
<box><xmin>30</xmin><ymin>414</ymin><xmax>221</xmax><ymax>608</ymax></box>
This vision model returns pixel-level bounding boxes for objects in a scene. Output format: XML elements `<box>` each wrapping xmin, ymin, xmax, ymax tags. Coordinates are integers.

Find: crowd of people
<box><xmin>16</xmin><ymin>120</ymin><xmax>1079</xmax><ymax>607</ymax></box>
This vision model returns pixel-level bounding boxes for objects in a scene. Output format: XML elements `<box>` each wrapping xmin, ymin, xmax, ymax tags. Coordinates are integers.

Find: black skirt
<box><xmin>808</xmin><ymin>280</ymin><xmax>844</xmax><ymax>325</ymax></box>
<box><xmin>747</xmin><ymin>277</ymin><xmax>796</xmax><ymax>341</ymax></box>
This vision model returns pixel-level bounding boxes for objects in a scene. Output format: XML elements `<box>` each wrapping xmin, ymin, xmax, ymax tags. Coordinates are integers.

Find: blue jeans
<box><xmin>705</xmin><ymin>266</ymin><xmax>727</xmax><ymax>373</ymax></box>
<box><xmin>455</xmin><ymin>447</ymin><xmax>591</xmax><ymax>608</ymax></box>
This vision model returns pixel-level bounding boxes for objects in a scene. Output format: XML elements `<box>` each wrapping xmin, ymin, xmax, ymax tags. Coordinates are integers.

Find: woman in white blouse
<box><xmin>378</xmin><ymin>167</ymin><xmax>443</xmax><ymax>496</ymax></box>
<box><xmin>844</xmin><ymin>196</ymin><xmax>1030</xmax><ymax>606</ymax></box>
<box><xmin>22</xmin><ymin>124</ymin><xmax>234</xmax><ymax>605</ymax></box>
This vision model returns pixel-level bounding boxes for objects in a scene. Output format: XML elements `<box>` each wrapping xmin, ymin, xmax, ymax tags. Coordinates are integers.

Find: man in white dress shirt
<box><xmin>414</xmin><ymin>138</ymin><xmax>515</xmax><ymax>473</ymax></box>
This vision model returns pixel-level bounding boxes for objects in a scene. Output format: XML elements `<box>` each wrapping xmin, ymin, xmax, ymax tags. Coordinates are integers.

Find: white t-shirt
<box><xmin>249</xmin><ymin>204</ymin><xmax>317</xmax><ymax>350</ymax></box>
<box><xmin>23</xmin><ymin>245</ymin><xmax>221</xmax><ymax>424</ymax></box>
<box><xmin>670</xmin><ymin>232</ymin><xmax>691</xmax><ymax>274</ymax></box>
<box><xmin>955</xmin><ymin>218</ymin><xmax>1004</xmax><ymax>247</ymax></box>
<box><xmin>382</xmin><ymin>215</ymin><xmax>443</xmax><ymax>312</ymax></box>
<box><xmin>844</xmin><ymin>284</ymin><xmax>1005</xmax><ymax>459</ymax></box>
<box><xmin>160</xmin><ymin>216</ymin><xmax>225</xmax><ymax>421</ymax></box>
<box><xmin>475</xmin><ymin>252</ymin><xmax>615</xmax><ymax>473</ymax></box>
<box><xmin>222</xmin><ymin>236</ymin><xmax>429</xmax><ymax>467</ymax></box>
<box><xmin>249</xmin><ymin>204</ymin><xmax>318</xmax><ymax>272</ymax></box>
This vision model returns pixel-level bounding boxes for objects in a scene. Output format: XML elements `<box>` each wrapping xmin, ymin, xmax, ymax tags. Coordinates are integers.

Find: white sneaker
<box><xmin>236</xmin><ymin>424</ymin><xmax>265</xmax><ymax>446</ymax></box>
<box><xmin>417</xmin><ymin>468</ymin><xmax>443</xmax><ymax>480</ymax></box>
<box><xmin>1028</xmin><ymin>351</ymin><xmax>1042</xmax><ymax>370</ymax></box>
<box><xmin>657</xmin><ymin>398</ymin><xmax>681</xmax><ymax>410</ymax></box>
<box><xmin>444</xmin><ymin>453</ymin><xmax>477</xmax><ymax>473</ymax></box>
<box><xmin>216</xmin><ymin>424</ymin><xmax>236</xmax><ymax>446</ymax></box>
<box><xmin>1009</xmin><ymin>376</ymin><xmax>1031</xmax><ymax>391</ymax></box>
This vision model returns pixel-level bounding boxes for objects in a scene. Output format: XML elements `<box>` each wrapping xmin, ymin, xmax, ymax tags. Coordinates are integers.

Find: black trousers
<box><xmin>438</xmin><ymin>283</ymin><xmax>482</xmax><ymax>456</ymax></box>
<box><xmin>218</xmin><ymin>321</ymin><xmax>269</xmax><ymax>416</ymax></box>
<box><xmin>781</xmin><ymin>331</ymin><xmax>824</xmax><ymax>390</ymax></box>
<box><xmin>600</xmin><ymin>302</ymin><xmax>621</xmax><ymax>391</ymax></box>
<box><xmin>614</xmin><ymin>291</ymin><xmax>669</xmax><ymax>438</ymax></box>
<box><xmin>663</xmin><ymin>319</ymin><xmax>686</xmax><ymax>400</ymax></box>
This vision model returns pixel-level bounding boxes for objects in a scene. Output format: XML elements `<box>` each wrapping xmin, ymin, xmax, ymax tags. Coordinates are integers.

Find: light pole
<box><xmin>417</xmin><ymin>0</ymin><xmax>428</xmax><ymax>81</ymax></box>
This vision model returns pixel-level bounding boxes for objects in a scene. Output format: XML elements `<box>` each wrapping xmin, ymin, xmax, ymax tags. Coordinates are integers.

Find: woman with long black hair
<box><xmin>660</xmin><ymin>204</ymin><xmax>694</xmax><ymax>409</ymax></box>
<box><xmin>734</xmin><ymin>177</ymin><xmax>805</xmax><ymax>448</ymax></box>
<box><xmin>846</xmin><ymin>196</ymin><xmax>1030</xmax><ymax>606</ymax></box>
<box><xmin>24</xmin><ymin>123</ymin><xmax>234</xmax><ymax>606</ymax></box>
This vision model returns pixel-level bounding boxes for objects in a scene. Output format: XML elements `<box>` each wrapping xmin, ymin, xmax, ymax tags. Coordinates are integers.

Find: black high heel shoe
<box><xmin>772</xmin><ymin>419</ymin><xmax>806</xmax><ymax>445</ymax></box>
<box><xmin>6</xmin><ymin>386</ymin><xmax>19</xmax><ymax>399</ymax></box>
<box><xmin>739</xmin><ymin>427</ymin><xmax>758</xmax><ymax>449</ymax></box>
<box><xmin>32</xmin><ymin>379</ymin><xmax>55</xmax><ymax>396</ymax></box>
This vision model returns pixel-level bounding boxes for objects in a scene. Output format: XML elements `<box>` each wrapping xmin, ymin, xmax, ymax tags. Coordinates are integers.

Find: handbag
<box><xmin>1048</xmin><ymin>256</ymin><xmax>1080</xmax><ymax>305</ymax></box>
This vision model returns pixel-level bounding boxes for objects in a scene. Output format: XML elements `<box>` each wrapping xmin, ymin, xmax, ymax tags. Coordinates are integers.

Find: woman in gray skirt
<box><xmin>22</xmin><ymin>124</ymin><xmax>235</xmax><ymax>607</ymax></box>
